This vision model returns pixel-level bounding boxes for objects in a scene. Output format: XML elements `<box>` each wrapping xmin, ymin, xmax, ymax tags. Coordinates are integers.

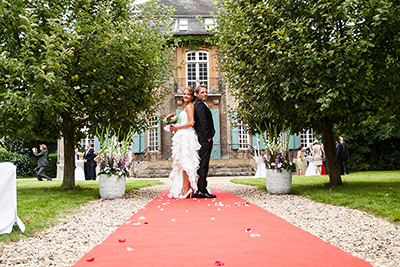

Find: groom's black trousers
<box><xmin>197</xmin><ymin>140</ymin><xmax>213</xmax><ymax>193</ymax></box>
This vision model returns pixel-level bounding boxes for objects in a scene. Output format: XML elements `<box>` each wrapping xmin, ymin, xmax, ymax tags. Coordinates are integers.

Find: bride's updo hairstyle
<box><xmin>185</xmin><ymin>87</ymin><xmax>196</xmax><ymax>103</ymax></box>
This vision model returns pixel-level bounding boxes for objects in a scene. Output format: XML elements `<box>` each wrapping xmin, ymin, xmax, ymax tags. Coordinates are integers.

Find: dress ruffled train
<box><xmin>168</xmin><ymin>112</ymin><xmax>201</xmax><ymax>199</ymax></box>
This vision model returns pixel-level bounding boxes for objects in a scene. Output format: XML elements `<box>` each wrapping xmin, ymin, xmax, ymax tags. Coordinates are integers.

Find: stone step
<box><xmin>136</xmin><ymin>159</ymin><xmax>256</xmax><ymax>178</ymax></box>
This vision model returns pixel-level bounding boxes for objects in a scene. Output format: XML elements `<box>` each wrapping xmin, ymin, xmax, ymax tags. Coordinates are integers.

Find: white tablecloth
<box><xmin>305</xmin><ymin>156</ymin><xmax>317</xmax><ymax>176</ymax></box>
<box><xmin>75</xmin><ymin>160</ymin><xmax>85</xmax><ymax>181</ymax></box>
<box><xmin>0</xmin><ymin>162</ymin><xmax>25</xmax><ymax>234</ymax></box>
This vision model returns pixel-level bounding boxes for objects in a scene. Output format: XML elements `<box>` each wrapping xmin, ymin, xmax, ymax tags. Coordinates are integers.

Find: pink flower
<box><xmin>275</xmin><ymin>153</ymin><xmax>280</xmax><ymax>169</ymax></box>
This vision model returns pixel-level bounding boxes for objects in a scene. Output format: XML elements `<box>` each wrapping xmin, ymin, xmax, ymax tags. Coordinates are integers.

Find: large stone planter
<box><xmin>265</xmin><ymin>169</ymin><xmax>292</xmax><ymax>194</ymax></box>
<box><xmin>99</xmin><ymin>174</ymin><xmax>127</xmax><ymax>199</ymax></box>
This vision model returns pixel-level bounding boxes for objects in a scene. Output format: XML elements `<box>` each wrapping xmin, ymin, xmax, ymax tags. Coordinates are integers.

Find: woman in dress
<box><xmin>32</xmin><ymin>144</ymin><xmax>52</xmax><ymax>181</ymax></box>
<box><xmin>74</xmin><ymin>148</ymin><xmax>85</xmax><ymax>181</ymax></box>
<box><xmin>168</xmin><ymin>87</ymin><xmax>201</xmax><ymax>199</ymax></box>
<box><xmin>296</xmin><ymin>146</ymin><xmax>305</xmax><ymax>176</ymax></box>
<box><xmin>312</xmin><ymin>140</ymin><xmax>322</xmax><ymax>175</ymax></box>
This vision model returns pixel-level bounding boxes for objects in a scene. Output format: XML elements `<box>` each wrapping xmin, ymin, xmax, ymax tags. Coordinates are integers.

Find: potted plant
<box><xmin>257</xmin><ymin>124</ymin><xmax>295</xmax><ymax>194</ymax></box>
<box><xmin>96</xmin><ymin>127</ymin><xmax>134</xmax><ymax>199</ymax></box>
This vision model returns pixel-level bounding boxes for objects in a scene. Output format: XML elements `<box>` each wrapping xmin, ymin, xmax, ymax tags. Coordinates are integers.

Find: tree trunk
<box><xmin>61</xmin><ymin>113</ymin><xmax>75</xmax><ymax>188</ymax></box>
<box><xmin>319</xmin><ymin>116</ymin><xmax>342</xmax><ymax>187</ymax></box>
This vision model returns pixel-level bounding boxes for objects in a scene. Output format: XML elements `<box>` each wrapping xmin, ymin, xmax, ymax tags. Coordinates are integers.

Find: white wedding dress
<box><xmin>168</xmin><ymin>110</ymin><xmax>201</xmax><ymax>199</ymax></box>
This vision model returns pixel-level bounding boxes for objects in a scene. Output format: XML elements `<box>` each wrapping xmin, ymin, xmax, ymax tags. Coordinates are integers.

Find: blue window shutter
<box><xmin>139</xmin><ymin>132</ymin><xmax>145</xmax><ymax>152</ymax></box>
<box><xmin>132</xmin><ymin>126</ymin><xmax>146</xmax><ymax>153</ymax></box>
<box><xmin>294</xmin><ymin>133</ymin><xmax>300</xmax><ymax>149</ymax></box>
<box><xmin>231</xmin><ymin>114</ymin><xmax>239</xmax><ymax>150</ymax></box>
<box><xmin>288</xmin><ymin>133</ymin><xmax>300</xmax><ymax>149</ymax></box>
<box><xmin>94</xmin><ymin>136</ymin><xmax>100</xmax><ymax>153</ymax></box>
<box><xmin>260</xmin><ymin>132</ymin><xmax>267</xmax><ymax>150</ymax></box>
<box><xmin>211</xmin><ymin>108</ymin><xmax>221</xmax><ymax>159</ymax></box>
<box><xmin>252</xmin><ymin>133</ymin><xmax>266</xmax><ymax>150</ymax></box>
<box><xmin>132</xmin><ymin>132</ymin><xmax>141</xmax><ymax>153</ymax></box>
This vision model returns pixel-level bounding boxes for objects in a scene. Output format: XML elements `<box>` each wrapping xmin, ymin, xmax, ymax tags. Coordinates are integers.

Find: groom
<box><xmin>194</xmin><ymin>84</ymin><xmax>216</xmax><ymax>198</ymax></box>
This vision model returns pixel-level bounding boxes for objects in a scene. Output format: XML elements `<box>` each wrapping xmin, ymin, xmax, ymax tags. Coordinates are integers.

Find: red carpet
<box><xmin>74</xmin><ymin>190</ymin><xmax>372</xmax><ymax>267</ymax></box>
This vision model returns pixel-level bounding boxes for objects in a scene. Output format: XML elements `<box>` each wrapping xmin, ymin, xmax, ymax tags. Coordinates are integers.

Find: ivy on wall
<box><xmin>168</xmin><ymin>35</ymin><xmax>217</xmax><ymax>50</ymax></box>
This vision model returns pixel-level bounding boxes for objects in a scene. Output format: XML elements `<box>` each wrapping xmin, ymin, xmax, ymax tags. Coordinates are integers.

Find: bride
<box><xmin>168</xmin><ymin>87</ymin><xmax>201</xmax><ymax>199</ymax></box>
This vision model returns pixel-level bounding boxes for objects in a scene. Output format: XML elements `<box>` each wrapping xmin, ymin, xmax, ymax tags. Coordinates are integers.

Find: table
<box><xmin>0</xmin><ymin>162</ymin><xmax>25</xmax><ymax>234</ymax></box>
<box><xmin>305</xmin><ymin>156</ymin><xmax>317</xmax><ymax>176</ymax></box>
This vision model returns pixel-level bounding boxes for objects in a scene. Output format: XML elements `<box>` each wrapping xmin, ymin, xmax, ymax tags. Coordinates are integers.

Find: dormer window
<box><xmin>204</xmin><ymin>18</ymin><xmax>215</xmax><ymax>30</ymax></box>
<box><xmin>178</xmin><ymin>19</ymin><xmax>188</xmax><ymax>31</ymax></box>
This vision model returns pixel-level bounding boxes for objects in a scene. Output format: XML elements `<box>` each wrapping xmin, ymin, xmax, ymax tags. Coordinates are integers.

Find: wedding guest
<box><xmin>312</xmin><ymin>140</ymin><xmax>322</xmax><ymax>175</ymax></box>
<box><xmin>74</xmin><ymin>148</ymin><xmax>85</xmax><ymax>181</ymax></box>
<box><xmin>296</xmin><ymin>146</ymin><xmax>305</xmax><ymax>176</ymax></box>
<box><xmin>321</xmin><ymin>143</ymin><xmax>328</xmax><ymax>174</ymax></box>
<box><xmin>305</xmin><ymin>143</ymin><xmax>313</xmax><ymax>168</ymax></box>
<box><xmin>337</xmin><ymin>137</ymin><xmax>350</xmax><ymax>175</ymax></box>
<box><xmin>32</xmin><ymin>144</ymin><xmax>52</xmax><ymax>181</ymax></box>
<box><xmin>74</xmin><ymin>148</ymin><xmax>79</xmax><ymax>160</ymax></box>
<box><xmin>305</xmin><ymin>143</ymin><xmax>313</xmax><ymax>156</ymax></box>
<box><xmin>83</xmin><ymin>144</ymin><xmax>96</xmax><ymax>180</ymax></box>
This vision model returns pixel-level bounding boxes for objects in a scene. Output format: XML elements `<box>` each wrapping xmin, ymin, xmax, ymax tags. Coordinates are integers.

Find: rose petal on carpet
<box><xmin>73</xmin><ymin>190</ymin><xmax>373</xmax><ymax>267</ymax></box>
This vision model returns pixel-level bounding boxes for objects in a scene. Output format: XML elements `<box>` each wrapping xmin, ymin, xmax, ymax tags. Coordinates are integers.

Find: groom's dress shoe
<box><xmin>195</xmin><ymin>191</ymin><xmax>216</xmax><ymax>198</ymax></box>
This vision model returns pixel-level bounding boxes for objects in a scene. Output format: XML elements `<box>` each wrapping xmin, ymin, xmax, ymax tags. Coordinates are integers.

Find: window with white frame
<box><xmin>204</xmin><ymin>18</ymin><xmax>215</xmax><ymax>30</ymax></box>
<box><xmin>178</xmin><ymin>19</ymin><xmax>188</xmax><ymax>31</ymax></box>
<box><xmin>238</xmin><ymin>123</ymin><xmax>250</xmax><ymax>150</ymax></box>
<box><xmin>300</xmin><ymin>129</ymin><xmax>315</xmax><ymax>147</ymax></box>
<box><xmin>79</xmin><ymin>136</ymin><xmax>95</xmax><ymax>149</ymax></box>
<box><xmin>186</xmin><ymin>51</ymin><xmax>209</xmax><ymax>89</ymax></box>
<box><xmin>147</xmin><ymin>116</ymin><xmax>159</xmax><ymax>152</ymax></box>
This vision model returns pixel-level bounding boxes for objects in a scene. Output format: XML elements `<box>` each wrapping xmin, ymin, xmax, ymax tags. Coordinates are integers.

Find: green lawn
<box><xmin>0</xmin><ymin>179</ymin><xmax>162</xmax><ymax>244</ymax></box>
<box><xmin>231</xmin><ymin>171</ymin><xmax>400</xmax><ymax>224</ymax></box>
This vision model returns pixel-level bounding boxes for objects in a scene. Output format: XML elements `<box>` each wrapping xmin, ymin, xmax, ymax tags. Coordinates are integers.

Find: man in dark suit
<box><xmin>336</xmin><ymin>137</ymin><xmax>350</xmax><ymax>175</ymax></box>
<box><xmin>83</xmin><ymin>144</ymin><xmax>96</xmax><ymax>180</ymax></box>
<box><xmin>193</xmin><ymin>84</ymin><xmax>216</xmax><ymax>198</ymax></box>
<box><xmin>32</xmin><ymin>144</ymin><xmax>52</xmax><ymax>181</ymax></box>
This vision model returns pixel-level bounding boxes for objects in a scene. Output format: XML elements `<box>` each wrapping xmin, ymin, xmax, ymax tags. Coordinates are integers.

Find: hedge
<box><xmin>0</xmin><ymin>151</ymin><xmax>57</xmax><ymax>178</ymax></box>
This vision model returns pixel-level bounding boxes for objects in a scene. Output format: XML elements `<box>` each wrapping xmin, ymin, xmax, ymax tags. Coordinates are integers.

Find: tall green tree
<box><xmin>213</xmin><ymin>0</ymin><xmax>400</xmax><ymax>186</ymax></box>
<box><xmin>0</xmin><ymin>0</ymin><xmax>175</xmax><ymax>187</ymax></box>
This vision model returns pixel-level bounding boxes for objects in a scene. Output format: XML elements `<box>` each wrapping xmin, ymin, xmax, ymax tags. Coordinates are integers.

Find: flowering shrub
<box><xmin>163</xmin><ymin>113</ymin><xmax>179</xmax><ymax>125</ymax></box>
<box><xmin>257</xmin><ymin>124</ymin><xmax>295</xmax><ymax>172</ymax></box>
<box><xmin>96</xmin><ymin>127</ymin><xmax>134</xmax><ymax>177</ymax></box>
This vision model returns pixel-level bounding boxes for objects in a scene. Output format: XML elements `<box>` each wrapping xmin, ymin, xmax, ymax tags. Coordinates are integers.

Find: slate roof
<box><xmin>135</xmin><ymin>0</ymin><xmax>222</xmax><ymax>35</ymax></box>
<box><xmin>160</xmin><ymin>0</ymin><xmax>220</xmax><ymax>17</ymax></box>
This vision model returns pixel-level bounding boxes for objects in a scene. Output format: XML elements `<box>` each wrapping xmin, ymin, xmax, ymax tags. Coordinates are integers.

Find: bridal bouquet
<box><xmin>163</xmin><ymin>113</ymin><xmax>179</xmax><ymax>125</ymax></box>
<box><xmin>163</xmin><ymin>113</ymin><xmax>179</xmax><ymax>132</ymax></box>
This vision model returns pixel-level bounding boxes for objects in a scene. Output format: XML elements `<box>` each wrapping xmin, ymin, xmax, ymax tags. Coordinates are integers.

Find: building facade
<box><xmin>57</xmin><ymin>0</ymin><xmax>315</xmax><ymax>179</ymax></box>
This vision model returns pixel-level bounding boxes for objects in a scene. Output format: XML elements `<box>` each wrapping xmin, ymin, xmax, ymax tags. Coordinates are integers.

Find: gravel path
<box><xmin>0</xmin><ymin>177</ymin><xmax>399</xmax><ymax>267</ymax></box>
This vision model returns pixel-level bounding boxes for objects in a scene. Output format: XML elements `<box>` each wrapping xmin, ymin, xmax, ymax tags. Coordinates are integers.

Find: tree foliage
<box><xmin>213</xmin><ymin>0</ymin><xmax>400</xmax><ymax>186</ymax></box>
<box><xmin>0</xmin><ymin>0</ymin><xmax>175</xmax><ymax>187</ymax></box>
<box><xmin>342</xmin><ymin>116</ymin><xmax>400</xmax><ymax>172</ymax></box>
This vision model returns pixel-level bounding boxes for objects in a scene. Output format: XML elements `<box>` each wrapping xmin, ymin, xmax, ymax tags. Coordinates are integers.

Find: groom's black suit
<box><xmin>194</xmin><ymin>99</ymin><xmax>215</xmax><ymax>194</ymax></box>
